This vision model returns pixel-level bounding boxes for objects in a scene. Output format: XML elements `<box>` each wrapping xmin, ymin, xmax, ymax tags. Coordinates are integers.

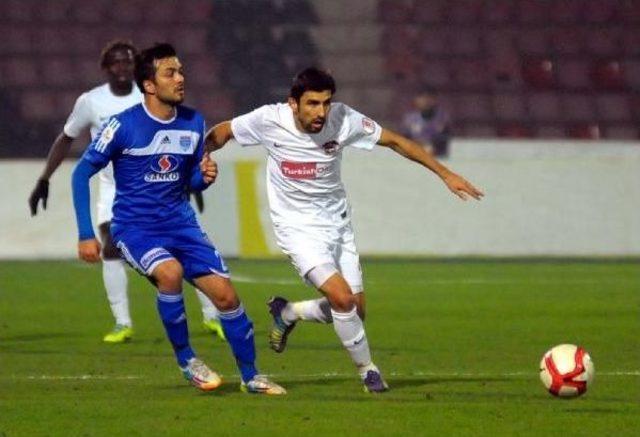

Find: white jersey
<box><xmin>64</xmin><ymin>83</ymin><xmax>142</xmax><ymax>185</ymax></box>
<box><xmin>231</xmin><ymin>102</ymin><xmax>382</xmax><ymax>228</ymax></box>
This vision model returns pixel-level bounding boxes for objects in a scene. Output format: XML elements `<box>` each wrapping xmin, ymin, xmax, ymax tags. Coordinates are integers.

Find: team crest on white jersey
<box><xmin>362</xmin><ymin>117</ymin><xmax>375</xmax><ymax>135</ymax></box>
<box><xmin>321</xmin><ymin>140</ymin><xmax>339</xmax><ymax>155</ymax></box>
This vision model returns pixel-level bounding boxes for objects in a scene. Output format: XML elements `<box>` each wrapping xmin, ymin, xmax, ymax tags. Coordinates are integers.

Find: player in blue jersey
<box><xmin>71</xmin><ymin>43</ymin><xmax>285</xmax><ymax>395</ymax></box>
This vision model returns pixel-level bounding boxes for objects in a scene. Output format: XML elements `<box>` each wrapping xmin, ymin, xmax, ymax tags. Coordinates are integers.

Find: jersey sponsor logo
<box><xmin>94</xmin><ymin>118</ymin><xmax>121</xmax><ymax>153</ymax></box>
<box><xmin>145</xmin><ymin>154</ymin><xmax>180</xmax><ymax>182</ymax></box>
<box><xmin>321</xmin><ymin>140</ymin><xmax>339</xmax><ymax>155</ymax></box>
<box><xmin>140</xmin><ymin>247</ymin><xmax>171</xmax><ymax>270</ymax></box>
<box><xmin>160</xmin><ymin>135</ymin><xmax>171</xmax><ymax>145</ymax></box>
<box><xmin>280</xmin><ymin>161</ymin><xmax>329</xmax><ymax>179</ymax></box>
<box><xmin>362</xmin><ymin>117</ymin><xmax>375</xmax><ymax>135</ymax></box>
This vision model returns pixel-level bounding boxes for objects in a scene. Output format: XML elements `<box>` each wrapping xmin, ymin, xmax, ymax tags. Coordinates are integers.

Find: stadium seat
<box><xmin>5</xmin><ymin>0</ymin><xmax>34</xmax><ymax>22</ymax></box>
<box><xmin>596</xmin><ymin>94</ymin><xmax>632</xmax><ymax>122</ymax></box>
<box><xmin>584</xmin><ymin>1</ymin><xmax>620</xmax><ymax>24</ymax></box>
<box><xmin>110</xmin><ymin>0</ymin><xmax>144</xmax><ymax>24</ymax></box>
<box><xmin>590</xmin><ymin>59</ymin><xmax>626</xmax><ymax>90</ymax></box>
<box><xmin>449</xmin><ymin>29</ymin><xmax>482</xmax><ymax>56</ymax></box>
<box><xmin>621</xmin><ymin>0</ymin><xmax>640</xmax><ymax>23</ymax></box>
<box><xmin>189</xmin><ymin>56</ymin><xmax>220</xmax><ymax>87</ymax></box>
<box><xmin>4</xmin><ymin>58</ymin><xmax>38</xmax><ymax>87</ymax></box>
<box><xmin>77</xmin><ymin>57</ymin><xmax>105</xmax><ymax>86</ymax></box>
<box><xmin>623</xmin><ymin>60</ymin><xmax>640</xmax><ymax>91</ymax></box>
<box><xmin>377</xmin><ymin>0</ymin><xmax>413</xmax><ymax>23</ymax></box>
<box><xmin>517</xmin><ymin>0</ymin><xmax>549</xmax><ymax>24</ymax></box>
<box><xmin>604</xmin><ymin>125</ymin><xmax>639</xmax><ymax>140</ymax></box>
<box><xmin>416</xmin><ymin>29</ymin><xmax>448</xmax><ymax>56</ymax></box>
<box><xmin>418</xmin><ymin>59</ymin><xmax>450</xmax><ymax>88</ymax></box>
<box><xmin>549</xmin><ymin>28</ymin><xmax>585</xmax><ymax>56</ymax></box>
<box><xmin>38</xmin><ymin>0</ymin><xmax>72</xmax><ymax>22</ymax></box>
<box><xmin>567</xmin><ymin>123</ymin><xmax>601</xmax><ymax>140</ymax></box>
<box><xmin>482</xmin><ymin>0</ymin><xmax>513</xmax><ymax>24</ymax></box>
<box><xmin>556</xmin><ymin>60</ymin><xmax>591</xmax><ymax>90</ymax></box>
<box><xmin>380</xmin><ymin>25</ymin><xmax>418</xmax><ymax>56</ymax></box>
<box><xmin>585</xmin><ymin>29</ymin><xmax>622</xmax><ymax>57</ymax></box>
<box><xmin>412</xmin><ymin>0</ymin><xmax>447</xmax><ymax>24</ymax></box>
<box><xmin>448</xmin><ymin>0</ymin><xmax>483</xmax><ymax>23</ymax></box>
<box><xmin>493</xmin><ymin>93</ymin><xmax>527</xmax><ymax>121</ymax></box>
<box><xmin>72</xmin><ymin>0</ymin><xmax>109</xmax><ymax>23</ymax></box>
<box><xmin>497</xmin><ymin>122</ymin><xmax>533</xmax><ymax>138</ymax></box>
<box><xmin>20</xmin><ymin>91</ymin><xmax>57</xmax><ymax>121</ymax></box>
<box><xmin>42</xmin><ymin>58</ymin><xmax>76</xmax><ymax>87</ymax></box>
<box><xmin>522</xmin><ymin>58</ymin><xmax>555</xmax><ymax>89</ymax></box>
<box><xmin>145</xmin><ymin>1</ymin><xmax>176</xmax><ymax>23</ymax></box>
<box><xmin>463</xmin><ymin>124</ymin><xmax>497</xmax><ymax>138</ymax></box>
<box><xmin>453</xmin><ymin>94</ymin><xmax>492</xmax><ymax>122</ymax></box>
<box><xmin>3</xmin><ymin>26</ymin><xmax>33</xmax><ymax>54</ymax></box>
<box><xmin>452</xmin><ymin>59</ymin><xmax>490</xmax><ymax>90</ymax></box>
<box><xmin>561</xmin><ymin>94</ymin><xmax>596</xmax><ymax>122</ymax></box>
<box><xmin>548</xmin><ymin>0</ymin><xmax>583</xmax><ymax>23</ymax></box>
<box><xmin>536</xmin><ymin>125</ymin><xmax>566</xmax><ymax>139</ymax></box>
<box><xmin>622</xmin><ymin>31</ymin><xmax>640</xmax><ymax>57</ymax></box>
<box><xmin>174</xmin><ymin>29</ymin><xmax>207</xmax><ymax>54</ymax></box>
<box><xmin>180</xmin><ymin>0</ymin><xmax>214</xmax><ymax>23</ymax></box>
<box><xmin>518</xmin><ymin>29</ymin><xmax>549</xmax><ymax>56</ymax></box>
<box><xmin>527</xmin><ymin>93</ymin><xmax>562</xmax><ymax>121</ymax></box>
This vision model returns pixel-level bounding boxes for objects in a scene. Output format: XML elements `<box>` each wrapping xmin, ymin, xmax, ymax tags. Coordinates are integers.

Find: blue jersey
<box><xmin>73</xmin><ymin>103</ymin><xmax>209</xmax><ymax>239</ymax></box>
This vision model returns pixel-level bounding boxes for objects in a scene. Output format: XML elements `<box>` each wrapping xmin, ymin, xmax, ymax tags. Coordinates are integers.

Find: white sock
<box><xmin>282</xmin><ymin>298</ymin><xmax>332</xmax><ymax>324</ymax></box>
<box><xmin>102</xmin><ymin>259</ymin><xmax>131</xmax><ymax>327</ymax></box>
<box><xmin>331</xmin><ymin>307</ymin><xmax>374</xmax><ymax>374</ymax></box>
<box><xmin>195</xmin><ymin>289</ymin><xmax>219</xmax><ymax>321</ymax></box>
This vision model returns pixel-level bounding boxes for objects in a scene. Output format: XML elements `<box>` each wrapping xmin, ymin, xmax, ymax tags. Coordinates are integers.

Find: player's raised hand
<box><xmin>28</xmin><ymin>178</ymin><xmax>49</xmax><ymax>216</ymax></box>
<box><xmin>442</xmin><ymin>172</ymin><xmax>484</xmax><ymax>201</ymax></box>
<box><xmin>78</xmin><ymin>238</ymin><xmax>102</xmax><ymax>263</ymax></box>
<box><xmin>200</xmin><ymin>153</ymin><xmax>218</xmax><ymax>184</ymax></box>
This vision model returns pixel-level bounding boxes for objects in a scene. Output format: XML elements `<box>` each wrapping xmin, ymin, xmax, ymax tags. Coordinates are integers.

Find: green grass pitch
<box><xmin>1</xmin><ymin>259</ymin><xmax>638</xmax><ymax>436</ymax></box>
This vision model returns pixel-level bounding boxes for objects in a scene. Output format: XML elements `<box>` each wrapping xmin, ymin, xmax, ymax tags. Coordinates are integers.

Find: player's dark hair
<box><xmin>134</xmin><ymin>43</ymin><xmax>178</xmax><ymax>93</ymax></box>
<box><xmin>100</xmin><ymin>39</ymin><xmax>137</xmax><ymax>69</ymax></box>
<box><xmin>290</xmin><ymin>67</ymin><xmax>336</xmax><ymax>102</ymax></box>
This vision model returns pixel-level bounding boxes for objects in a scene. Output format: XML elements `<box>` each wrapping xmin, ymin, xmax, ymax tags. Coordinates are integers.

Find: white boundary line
<box><xmin>9</xmin><ymin>370</ymin><xmax>639</xmax><ymax>381</ymax></box>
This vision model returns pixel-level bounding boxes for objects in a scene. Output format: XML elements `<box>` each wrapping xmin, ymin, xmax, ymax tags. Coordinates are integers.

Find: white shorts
<box><xmin>96</xmin><ymin>166</ymin><xmax>115</xmax><ymax>225</ymax></box>
<box><xmin>274</xmin><ymin>222</ymin><xmax>363</xmax><ymax>293</ymax></box>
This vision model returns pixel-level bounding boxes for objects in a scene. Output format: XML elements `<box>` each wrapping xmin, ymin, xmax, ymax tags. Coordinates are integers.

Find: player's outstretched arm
<box><xmin>29</xmin><ymin>133</ymin><xmax>75</xmax><ymax>216</ymax></box>
<box><xmin>377</xmin><ymin>128</ymin><xmax>484</xmax><ymax>201</ymax></box>
<box><xmin>71</xmin><ymin>159</ymin><xmax>103</xmax><ymax>263</ymax></box>
<box><xmin>204</xmin><ymin>121</ymin><xmax>234</xmax><ymax>153</ymax></box>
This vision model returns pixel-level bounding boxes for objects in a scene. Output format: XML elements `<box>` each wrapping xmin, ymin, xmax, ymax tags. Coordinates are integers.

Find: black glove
<box><xmin>189</xmin><ymin>190</ymin><xmax>205</xmax><ymax>213</ymax></box>
<box><xmin>29</xmin><ymin>178</ymin><xmax>49</xmax><ymax>216</ymax></box>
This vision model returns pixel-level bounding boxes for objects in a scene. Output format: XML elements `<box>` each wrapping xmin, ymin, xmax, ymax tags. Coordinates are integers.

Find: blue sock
<box><xmin>156</xmin><ymin>292</ymin><xmax>195</xmax><ymax>367</ymax></box>
<box><xmin>219</xmin><ymin>304</ymin><xmax>258</xmax><ymax>383</ymax></box>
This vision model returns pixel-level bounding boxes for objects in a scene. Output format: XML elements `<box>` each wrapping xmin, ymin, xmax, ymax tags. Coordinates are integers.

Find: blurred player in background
<box><xmin>71</xmin><ymin>43</ymin><xmax>284</xmax><ymax>394</ymax></box>
<box><xmin>402</xmin><ymin>87</ymin><xmax>451</xmax><ymax>157</ymax></box>
<box><xmin>28</xmin><ymin>40</ymin><xmax>224</xmax><ymax>344</ymax></box>
<box><xmin>205</xmin><ymin>67</ymin><xmax>483</xmax><ymax>393</ymax></box>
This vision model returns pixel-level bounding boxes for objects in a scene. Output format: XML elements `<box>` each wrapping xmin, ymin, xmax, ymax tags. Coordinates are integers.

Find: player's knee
<box><xmin>328</xmin><ymin>291</ymin><xmax>356</xmax><ymax>313</ymax></box>
<box><xmin>153</xmin><ymin>261</ymin><xmax>183</xmax><ymax>290</ymax></box>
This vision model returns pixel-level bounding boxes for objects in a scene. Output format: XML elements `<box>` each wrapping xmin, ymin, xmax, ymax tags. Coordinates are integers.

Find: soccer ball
<box><xmin>539</xmin><ymin>344</ymin><xmax>595</xmax><ymax>398</ymax></box>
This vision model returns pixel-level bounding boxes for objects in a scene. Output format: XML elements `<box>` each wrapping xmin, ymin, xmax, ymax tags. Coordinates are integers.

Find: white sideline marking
<box><xmin>11</xmin><ymin>371</ymin><xmax>640</xmax><ymax>381</ymax></box>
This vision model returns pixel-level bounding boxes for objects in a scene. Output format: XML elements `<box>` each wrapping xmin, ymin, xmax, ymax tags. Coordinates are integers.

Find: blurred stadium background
<box><xmin>1</xmin><ymin>0</ymin><xmax>638</xmax><ymax>260</ymax></box>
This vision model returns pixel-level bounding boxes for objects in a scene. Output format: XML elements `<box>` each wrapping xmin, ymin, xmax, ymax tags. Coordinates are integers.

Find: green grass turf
<box><xmin>0</xmin><ymin>259</ymin><xmax>638</xmax><ymax>436</ymax></box>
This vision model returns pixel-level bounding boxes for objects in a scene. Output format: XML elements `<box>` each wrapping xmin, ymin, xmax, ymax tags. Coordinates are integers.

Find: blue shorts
<box><xmin>112</xmin><ymin>224</ymin><xmax>229</xmax><ymax>282</ymax></box>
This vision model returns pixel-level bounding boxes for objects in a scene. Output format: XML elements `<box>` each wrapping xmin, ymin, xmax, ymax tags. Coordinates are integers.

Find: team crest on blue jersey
<box><xmin>179</xmin><ymin>135</ymin><xmax>192</xmax><ymax>150</ymax></box>
<box><xmin>145</xmin><ymin>154</ymin><xmax>180</xmax><ymax>182</ymax></box>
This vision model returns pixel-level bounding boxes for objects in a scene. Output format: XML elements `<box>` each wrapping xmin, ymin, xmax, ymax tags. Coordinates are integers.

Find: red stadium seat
<box><xmin>419</xmin><ymin>60</ymin><xmax>451</xmax><ymax>88</ymax></box>
<box><xmin>605</xmin><ymin>125</ymin><xmax>639</xmax><ymax>140</ymax></box>
<box><xmin>497</xmin><ymin>123</ymin><xmax>533</xmax><ymax>138</ymax></box>
<box><xmin>72</xmin><ymin>0</ymin><xmax>109</xmax><ymax>23</ymax></box>
<box><xmin>528</xmin><ymin>93</ymin><xmax>562</xmax><ymax>121</ymax></box>
<box><xmin>413</xmin><ymin>0</ymin><xmax>447</xmax><ymax>24</ymax></box>
<box><xmin>585</xmin><ymin>29</ymin><xmax>622</xmax><ymax>57</ymax></box>
<box><xmin>549</xmin><ymin>0</ymin><xmax>583</xmax><ymax>23</ymax></box>
<box><xmin>463</xmin><ymin>124</ymin><xmax>497</xmax><ymax>137</ymax></box>
<box><xmin>453</xmin><ymin>94</ymin><xmax>492</xmax><ymax>122</ymax></box>
<box><xmin>483</xmin><ymin>0</ymin><xmax>513</xmax><ymax>24</ymax></box>
<box><xmin>2</xmin><ymin>26</ymin><xmax>33</xmax><ymax>53</ymax></box>
<box><xmin>522</xmin><ymin>58</ymin><xmax>556</xmax><ymax>89</ymax></box>
<box><xmin>556</xmin><ymin>60</ymin><xmax>591</xmax><ymax>90</ymax></box>
<box><xmin>180</xmin><ymin>0</ymin><xmax>214</xmax><ymax>23</ymax></box>
<box><xmin>537</xmin><ymin>125</ymin><xmax>566</xmax><ymax>139</ymax></box>
<box><xmin>452</xmin><ymin>59</ymin><xmax>490</xmax><ymax>90</ymax></box>
<box><xmin>380</xmin><ymin>25</ymin><xmax>418</xmax><ymax>56</ymax></box>
<box><xmin>42</xmin><ymin>58</ymin><xmax>76</xmax><ymax>86</ymax></box>
<box><xmin>145</xmin><ymin>1</ymin><xmax>177</xmax><ymax>23</ymax></box>
<box><xmin>623</xmin><ymin>60</ymin><xmax>640</xmax><ymax>91</ymax></box>
<box><xmin>378</xmin><ymin>0</ymin><xmax>414</xmax><ymax>23</ymax></box>
<box><xmin>590</xmin><ymin>59</ymin><xmax>626</xmax><ymax>90</ymax></box>
<box><xmin>21</xmin><ymin>91</ymin><xmax>57</xmax><ymax>121</ymax></box>
<box><xmin>584</xmin><ymin>1</ymin><xmax>619</xmax><ymax>24</ymax></box>
<box><xmin>561</xmin><ymin>95</ymin><xmax>596</xmax><ymax>122</ymax></box>
<box><xmin>621</xmin><ymin>0</ymin><xmax>640</xmax><ymax>23</ymax></box>
<box><xmin>518</xmin><ymin>29</ymin><xmax>549</xmax><ymax>56</ymax></box>
<box><xmin>448</xmin><ymin>29</ymin><xmax>482</xmax><ymax>56</ymax></box>
<box><xmin>448</xmin><ymin>0</ymin><xmax>483</xmax><ymax>23</ymax></box>
<box><xmin>549</xmin><ymin>28</ymin><xmax>585</xmax><ymax>55</ymax></box>
<box><xmin>493</xmin><ymin>93</ymin><xmax>527</xmax><ymax>121</ymax></box>
<box><xmin>416</xmin><ymin>29</ymin><xmax>448</xmax><ymax>56</ymax></box>
<box><xmin>596</xmin><ymin>94</ymin><xmax>632</xmax><ymax>122</ymax></box>
<box><xmin>567</xmin><ymin>123</ymin><xmax>601</xmax><ymax>140</ymax></box>
<box><xmin>4</xmin><ymin>58</ymin><xmax>38</xmax><ymax>87</ymax></box>
<box><xmin>5</xmin><ymin>0</ymin><xmax>34</xmax><ymax>22</ymax></box>
<box><xmin>517</xmin><ymin>0</ymin><xmax>549</xmax><ymax>24</ymax></box>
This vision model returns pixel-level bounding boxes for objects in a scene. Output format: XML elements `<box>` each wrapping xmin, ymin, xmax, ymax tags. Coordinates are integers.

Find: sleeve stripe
<box><xmin>95</xmin><ymin>119</ymin><xmax>121</xmax><ymax>153</ymax></box>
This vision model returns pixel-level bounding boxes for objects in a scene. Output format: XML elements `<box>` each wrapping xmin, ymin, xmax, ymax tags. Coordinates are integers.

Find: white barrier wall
<box><xmin>1</xmin><ymin>139</ymin><xmax>638</xmax><ymax>259</ymax></box>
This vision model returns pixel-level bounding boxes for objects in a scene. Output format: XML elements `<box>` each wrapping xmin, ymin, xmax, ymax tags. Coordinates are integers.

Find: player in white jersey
<box><xmin>204</xmin><ymin>68</ymin><xmax>484</xmax><ymax>393</ymax></box>
<box><xmin>28</xmin><ymin>40</ymin><xmax>224</xmax><ymax>343</ymax></box>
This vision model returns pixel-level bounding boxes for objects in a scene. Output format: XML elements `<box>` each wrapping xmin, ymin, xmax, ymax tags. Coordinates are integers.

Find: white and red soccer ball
<box><xmin>539</xmin><ymin>344</ymin><xmax>595</xmax><ymax>398</ymax></box>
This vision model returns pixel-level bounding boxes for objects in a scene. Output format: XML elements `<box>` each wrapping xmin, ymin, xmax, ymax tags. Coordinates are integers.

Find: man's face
<box><xmin>289</xmin><ymin>90</ymin><xmax>332</xmax><ymax>133</ymax></box>
<box><xmin>103</xmin><ymin>48</ymin><xmax>135</xmax><ymax>86</ymax></box>
<box><xmin>147</xmin><ymin>56</ymin><xmax>185</xmax><ymax>105</ymax></box>
<box><xmin>414</xmin><ymin>93</ymin><xmax>437</xmax><ymax>112</ymax></box>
